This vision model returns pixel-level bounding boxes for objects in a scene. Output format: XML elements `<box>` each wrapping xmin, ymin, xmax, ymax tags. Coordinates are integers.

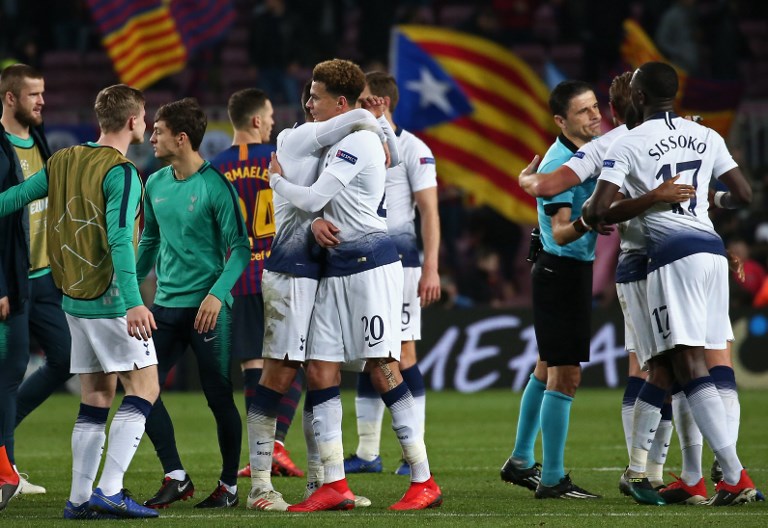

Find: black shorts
<box><xmin>531</xmin><ymin>251</ymin><xmax>593</xmax><ymax>366</ymax></box>
<box><xmin>231</xmin><ymin>294</ymin><xmax>265</xmax><ymax>361</ymax></box>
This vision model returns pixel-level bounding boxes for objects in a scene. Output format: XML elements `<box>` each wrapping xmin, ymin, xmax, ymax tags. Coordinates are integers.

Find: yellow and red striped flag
<box><xmin>87</xmin><ymin>0</ymin><xmax>234</xmax><ymax>90</ymax></box>
<box><xmin>390</xmin><ymin>25</ymin><xmax>558</xmax><ymax>224</ymax></box>
<box><xmin>620</xmin><ymin>18</ymin><xmax>740</xmax><ymax>137</ymax></box>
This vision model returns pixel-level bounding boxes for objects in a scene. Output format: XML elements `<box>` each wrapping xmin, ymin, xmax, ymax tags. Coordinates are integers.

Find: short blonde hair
<box><xmin>94</xmin><ymin>84</ymin><xmax>145</xmax><ymax>133</ymax></box>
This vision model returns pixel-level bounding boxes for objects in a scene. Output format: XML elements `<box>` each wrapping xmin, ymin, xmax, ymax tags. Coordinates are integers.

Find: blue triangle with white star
<box><xmin>391</xmin><ymin>30</ymin><xmax>473</xmax><ymax>131</ymax></box>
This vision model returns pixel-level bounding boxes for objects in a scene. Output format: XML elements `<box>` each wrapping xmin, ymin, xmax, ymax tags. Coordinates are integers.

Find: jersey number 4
<box><xmin>239</xmin><ymin>189</ymin><xmax>275</xmax><ymax>239</ymax></box>
<box><xmin>655</xmin><ymin>160</ymin><xmax>701</xmax><ymax>215</ymax></box>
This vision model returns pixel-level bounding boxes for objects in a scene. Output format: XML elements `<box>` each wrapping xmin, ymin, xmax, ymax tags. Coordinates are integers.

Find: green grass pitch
<box><xmin>5</xmin><ymin>388</ymin><xmax>767</xmax><ymax>527</ymax></box>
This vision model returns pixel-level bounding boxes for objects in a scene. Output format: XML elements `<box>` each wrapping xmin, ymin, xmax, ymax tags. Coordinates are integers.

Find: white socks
<box><xmin>96</xmin><ymin>403</ymin><xmax>147</xmax><ymax>496</ymax></box>
<box><xmin>70</xmin><ymin>421</ymin><xmax>106</xmax><ymax>505</ymax></box>
<box><xmin>312</xmin><ymin>395</ymin><xmax>345</xmax><ymax>484</ymax></box>
<box><xmin>247</xmin><ymin>412</ymin><xmax>276</xmax><ymax>490</ymax></box>
<box><xmin>354</xmin><ymin>396</ymin><xmax>385</xmax><ymax>461</ymax></box>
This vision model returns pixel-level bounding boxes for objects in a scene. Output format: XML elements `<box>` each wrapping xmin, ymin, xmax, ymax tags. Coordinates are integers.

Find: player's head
<box><xmin>227</xmin><ymin>88</ymin><xmax>274</xmax><ymax>142</ymax></box>
<box><xmin>152</xmin><ymin>98</ymin><xmax>207</xmax><ymax>158</ymax></box>
<box><xmin>360</xmin><ymin>71</ymin><xmax>399</xmax><ymax>112</ymax></box>
<box><xmin>630</xmin><ymin>62</ymin><xmax>678</xmax><ymax>114</ymax></box>
<box><xmin>300</xmin><ymin>80</ymin><xmax>313</xmax><ymax>123</ymax></box>
<box><xmin>308</xmin><ymin>59</ymin><xmax>366</xmax><ymax>122</ymax></box>
<box><xmin>608</xmin><ymin>71</ymin><xmax>633</xmax><ymax>126</ymax></box>
<box><xmin>549</xmin><ymin>80</ymin><xmax>601</xmax><ymax>146</ymax></box>
<box><xmin>0</xmin><ymin>63</ymin><xmax>44</xmax><ymax>128</ymax></box>
<box><xmin>94</xmin><ymin>84</ymin><xmax>146</xmax><ymax>143</ymax></box>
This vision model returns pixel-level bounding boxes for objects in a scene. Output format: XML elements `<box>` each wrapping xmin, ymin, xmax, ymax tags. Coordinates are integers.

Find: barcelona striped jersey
<box><xmin>210</xmin><ymin>143</ymin><xmax>275</xmax><ymax>295</ymax></box>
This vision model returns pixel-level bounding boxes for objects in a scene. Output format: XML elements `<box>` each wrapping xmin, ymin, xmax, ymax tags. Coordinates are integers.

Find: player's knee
<box><xmin>399</xmin><ymin>343</ymin><xmax>417</xmax><ymax>368</ymax></box>
<box><xmin>305</xmin><ymin>362</ymin><xmax>337</xmax><ymax>390</ymax></box>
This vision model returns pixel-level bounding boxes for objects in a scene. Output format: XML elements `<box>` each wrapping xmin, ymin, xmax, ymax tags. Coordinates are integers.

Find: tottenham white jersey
<box><xmin>321</xmin><ymin>130</ymin><xmax>399</xmax><ymax>276</ymax></box>
<box><xmin>600</xmin><ymin>112</ymin><xmax>737</xmax><ymax>272</ymax></box>
<box><xmin>565</xmin><ymin>124</ymin><xmax>628</xmax><ymax>183</ymax></box>
<box><xmin>266</xmin><ymin>110</ymin><xmax>388</xmax><ymax>278</ymax></box>
<box><xmin>564</xmin><ymin>124</ymin><xmax>645</xmax><ymax>255</ymax></box>
<box><xmin>385</xmin><ymin>129</ymin><xmax>437</xmax><ymax>267</ymax></box>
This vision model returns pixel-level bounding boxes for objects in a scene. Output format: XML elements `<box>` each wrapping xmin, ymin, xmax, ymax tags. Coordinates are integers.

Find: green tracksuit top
<box><xmin>136</xmin><ymin>161</ymin><xmax>250</xmax><ymax>308</ymax></box>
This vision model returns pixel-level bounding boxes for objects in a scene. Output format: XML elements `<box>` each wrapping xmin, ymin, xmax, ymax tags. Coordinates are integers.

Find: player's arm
<box><xmin>583</xmin><ymin>179</ymin><xmax>621</xmax><ymax>227</ymax></box>
<box><xmin>518</xmin><ymin>155</ymin><xmax>581</xmax><ymax>198</ymax></box>
<box><xmin>136</xmin><ymin>176</ymin><xmax>161</xmax><ymax>285</ymax></box>
<box><xmin>0</xmin><ymin>168</ymin><xmax>49</xmax><ymax>217</ymax></box>
<box><xmin>605</xmin><ymin>174</ymin><xmax>695</xmax><ymax>223</ymax></box>
<box><xmin>269</xmin><ymin>152</ymin><xmax>346</xmax><ymax>212</ymax></box>
<box><xmin>583</xmin><ymin>141</ymin><xmax>629</xmax><ymax>227</ymax></box>
<box><xmin>358</xmin><ymin>95</ymin><xmax>401</xmax><ymax>167</ymax></box>
<box><xmin>377</xmin><ymin>115</ymin><xmax>400</xmax><ymax>167</ymax></box>
<box><xmin>206</xmin><ymin>177</ymin><xmax>251</xmax><ymax>304</ymax></box>
<box><xmin>104</xmin><ymin>163</ymin><xmax>156</xmax><ymax>340</ymax></box>
<box><xmin>714</xmin><ymin>167</ymin><xmax>752</xmax><ymax>209</ymax></box>
<box><xmin>548</xmin><ymin>204</ymin><xmax>592</xmax><ymax>245</ymax></box>
<box><xmin>308</xmin><ymin>108</ymin><xmax>386</xmax><ymax>150</ymax></box>
<box><xmin>414</xmin><ymin>186</ymin><xmax>441</xmax><ymax>306</ymax></box>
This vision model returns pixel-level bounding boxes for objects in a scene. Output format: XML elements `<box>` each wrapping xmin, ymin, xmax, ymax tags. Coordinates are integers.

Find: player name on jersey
<box><xmin>648</xmin><ymin>133</ymin><xmax>708</xmax><ymax>161</ymax></box>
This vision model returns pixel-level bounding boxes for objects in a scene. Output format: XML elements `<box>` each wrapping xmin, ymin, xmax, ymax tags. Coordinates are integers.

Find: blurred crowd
<box><xmin>1</xmin><ymin>0</ymin><xmax>767</xmax><ymax>310</ymax></box>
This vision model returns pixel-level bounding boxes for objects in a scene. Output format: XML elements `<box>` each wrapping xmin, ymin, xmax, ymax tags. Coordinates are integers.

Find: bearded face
<box><xmin>13</xmin><ymin>78</ymin><xmax>45</xmax><ymax>128</ymax></box>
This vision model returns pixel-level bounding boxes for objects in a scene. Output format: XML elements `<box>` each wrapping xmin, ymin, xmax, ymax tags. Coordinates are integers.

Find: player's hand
<box><xmin>518</xmin><ymin>155</ymin><xmax>541</xmax><ymax>196</ymax></box>
<box><xmin>727</xmin><ymin>250</ymin><xmax>745</xmax><ymax>282</ymax></box>
<box><xmin>653</xmin><ymin>174</ymin><xmax>695</xmax><ymax>203</ymax></box>
<box><xmin>126</xmin><ymin>304</ymin><xmax>157</xmax><ymax>341</ymax></box>
<box><xmin>360</xmin><ymin>95</ymin><xmax>386</xmax><ymax>118</ymax></box>
<box><xmin>519</xmin><ymin>155</ymin><xmax>540</xmax><ymax>179</ymax></box>
<box><xmin>311</xmin><ymin>218</ymin><xmax>340</xmax><ymax>247</ymax></box>
<box><xmin>195</xmin><ymin>294</ymin><xmax>222</xmax><ymax>334</ymax></box>
<box><xmin>418</xmin><ymin>267</ymin><xmax>441</xmax><ymax>307</ymax></box>
<box><xmin>269</xmin><ymin>152</ymin><xmax>283</xmax><ymax>177</ymax></box>
<box><xmin>0</xmin><ymin>296</ymin><xmax>9</xmax><ymax>321</ymax></box>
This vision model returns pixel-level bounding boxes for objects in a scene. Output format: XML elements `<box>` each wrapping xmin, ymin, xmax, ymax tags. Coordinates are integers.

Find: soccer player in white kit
<box><xmin>516</xmin><ymin>72</ymin><xmax>689</xmax><ymax>504</ymax></box>
<box><xmin>583</xmin><ymin>61</ymin><xmax>757</xmax><ymax>506</ymax></box>
<box><xmin>343</xmin><ymin>72</ymin><xmax>441</xmax><ymax>477</ymax></box>
<box><xmin>245</xmin><ymin>85</ymin><xmax>396</xmax><ymax>511</ymax></box>
<box><xmin>269</xmin><ymin>59</ymin><xmax>441</xmax><ymax>512</ymax></box>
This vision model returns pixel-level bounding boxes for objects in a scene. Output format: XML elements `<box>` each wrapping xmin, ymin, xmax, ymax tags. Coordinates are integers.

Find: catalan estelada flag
<box><xmin>390</xmin><ymin>25</ymin><xmax>557</xmax><ymax>224</ymax></box>
<box><xmin>87</xmin><ymin>0</ymin><xmax>234</xmax><ymax>90</ymax></box>
<box><xmin>620</xmin><ymin>18</ymin><xmax>741</xmax><ymax>137</ymax></box>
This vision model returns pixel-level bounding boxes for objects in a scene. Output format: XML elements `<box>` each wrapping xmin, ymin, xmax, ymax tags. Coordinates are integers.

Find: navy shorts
<box><xmin>531</xmin><ymin>251</ymin><xmax>593</xmax><ymax>366</ymax></box>
<box><xmin>231</xmin><ymin>294</ymin><xmax>265</xmax><ymax>361</ymax></box>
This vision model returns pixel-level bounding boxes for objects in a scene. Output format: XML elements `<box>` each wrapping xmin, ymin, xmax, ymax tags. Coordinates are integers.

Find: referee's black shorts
<box><xmin>531</xmin><ymin>251</ymin><xmax>593</xmax><ymax>366</ymax></box>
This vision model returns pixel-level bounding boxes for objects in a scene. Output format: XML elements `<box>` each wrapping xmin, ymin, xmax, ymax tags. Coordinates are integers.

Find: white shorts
<box><xmin>401</xmin><ymin>267</ymin><xmax>422</xmax><ymax>341</ymax></box>
<box><xmin>616</xmin><ymin>279</ymin><xmax>655</xmax><ymax>368</ymax></box>
<box><xmin>262</xmin><ymin>270</ymin><xmax>318</xmax><ymax>362</ymax></box>
<box><xmin>67</xmin><ymin>314</ymin><xmax>158</xmax><ymax>374</ymax></box>
<box><xmin>309</xmin><ymin>262</ymin><xmax>403</xmax><ymax>364</ymax></box>
<box><xmin>646</xmin><ymin>253</ymin><xmax>731</xmax><ymax>356</ymax></box>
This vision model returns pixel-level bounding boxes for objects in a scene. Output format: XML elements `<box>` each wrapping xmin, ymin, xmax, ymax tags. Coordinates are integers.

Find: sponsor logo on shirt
<box><xmin>419</xmin><ymin>157</ymin><xmax>436</xmax><ymax>165</ymax></box>
<box><xmin>336</xmin><ymin>149</ymin><xmax>358</xmax><ymax>164</ymax></box>
<box><xmin>603</xmin><ymin>160</ymin><xmax>616</xmax><ymax>168</ymax></box>
<box><xmin>572</xmin><ymin>152</ymin><xmax>586</xmax><ymax>159</ymax></box>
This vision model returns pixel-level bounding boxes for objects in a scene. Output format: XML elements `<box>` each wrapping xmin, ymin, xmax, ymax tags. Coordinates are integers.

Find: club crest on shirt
<box><xmin>336</xmin><ymin>150</ymin><xmax>358</xmax><ymax>165</ymax></box>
